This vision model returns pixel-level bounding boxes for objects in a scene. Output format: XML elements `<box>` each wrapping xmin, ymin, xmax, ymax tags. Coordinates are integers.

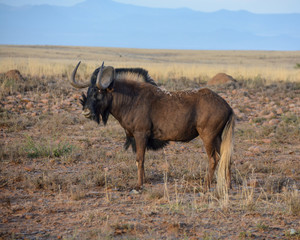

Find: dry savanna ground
<box><xmin>0</xmin><ymin>45</ymin><xmax>300</xmax><ymax>239</ymax></box>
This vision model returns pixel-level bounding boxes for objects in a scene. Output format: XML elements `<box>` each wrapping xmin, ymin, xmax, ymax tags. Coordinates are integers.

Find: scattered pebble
<box><xmin>130</xmin><ymin>189</ymin><xmax>140</xmax><ymax>195</ymax></box>
<box><xmin>289</xmin><ymin>229</ymin><xmax>297</xmax><ymax>236</ymax></box>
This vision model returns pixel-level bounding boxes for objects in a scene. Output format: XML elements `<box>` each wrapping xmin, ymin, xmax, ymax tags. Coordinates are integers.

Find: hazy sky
<box><xmin>1</xmin><ymin>0</ymin><xmax>300</xmax><ymax>13</ymax></box>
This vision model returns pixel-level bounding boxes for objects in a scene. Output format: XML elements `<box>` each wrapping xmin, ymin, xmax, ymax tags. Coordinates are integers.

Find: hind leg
<box><xmin>203</xmin><ymin>136</ymin><xmax>221</xmax><ymax>191</ymax></box>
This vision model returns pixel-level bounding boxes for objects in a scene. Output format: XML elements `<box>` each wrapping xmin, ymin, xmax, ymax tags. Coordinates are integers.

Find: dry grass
<box><xmin>1</xmin><ymin>45</ymin><xmax>300</xmax><ymax>84</ymax></box>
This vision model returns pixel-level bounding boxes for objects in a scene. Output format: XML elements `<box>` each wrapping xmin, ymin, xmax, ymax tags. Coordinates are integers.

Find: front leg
<box><xmin>134</xmin><ymin>132</ymin><xmax>147</xmax><ymax>188</ymax></box>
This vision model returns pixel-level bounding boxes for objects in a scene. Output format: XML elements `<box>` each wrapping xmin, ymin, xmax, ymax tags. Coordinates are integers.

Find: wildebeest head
<box><xmin>71</xmin><ymin>61</ymin><xmax>115</xmax><ymax>124</ymax></box>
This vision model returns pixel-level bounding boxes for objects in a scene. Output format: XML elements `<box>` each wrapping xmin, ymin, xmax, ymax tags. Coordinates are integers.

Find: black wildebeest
<box><xmin>71</xmin><ymin>62</ymin><xmax>235</xmax><ymax>194</ymax></box>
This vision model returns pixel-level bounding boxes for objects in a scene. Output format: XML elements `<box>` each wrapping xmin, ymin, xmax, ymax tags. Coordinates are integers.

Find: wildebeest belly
<box><xmin>152</xmin><ymin>119</ymin><xmax>199</xmax><ymax>142</ymax></box>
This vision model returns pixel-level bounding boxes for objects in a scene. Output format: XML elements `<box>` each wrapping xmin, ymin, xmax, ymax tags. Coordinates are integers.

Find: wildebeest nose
<box><xmin>82</xmin><ymin>109</ymin><xmax>91</xmax><ymax>118</ymax></box>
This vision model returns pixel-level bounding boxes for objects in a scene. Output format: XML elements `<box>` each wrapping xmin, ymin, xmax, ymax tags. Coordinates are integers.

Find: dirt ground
<box><xmin>0</xmin><ymin>72</ymin><xmax>299</xmax><ymax>239</ymax></box>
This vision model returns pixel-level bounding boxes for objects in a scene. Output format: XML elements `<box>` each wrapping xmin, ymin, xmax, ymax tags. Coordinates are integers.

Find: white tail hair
<box><xmin>216</xmin><ymin>113</ymin><xmax>235</xmax><ymax>196</ymax></box>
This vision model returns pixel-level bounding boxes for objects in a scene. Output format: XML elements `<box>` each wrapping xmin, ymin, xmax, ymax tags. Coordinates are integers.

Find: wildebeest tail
<box><xmin>216</xmin><ymin>112</ymin><xmax>235</xmax><ymax>196</ymax></box>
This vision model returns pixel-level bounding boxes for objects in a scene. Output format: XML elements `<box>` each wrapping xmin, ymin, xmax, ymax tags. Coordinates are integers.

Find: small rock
<box><xmin>247</xmin><ymin>179</ymin><xmax>258</xmax><ymax>187</ymax></box>
<box><xmin>25</xmin><ymin>102</ymin><xmax>34</xmax><ymax>109</ymax></box>
<box><xmin>289</xmin><ymin>104</ymin><xmax>296</xmax><ymax>108</ymax></box>
<box><xmin>21</xmin><ymin>98</ymin><xmax>31</xmax><ymax>103</ymax></box>
<box><xmin>180</xmin><ymin>146</ymin><xmax>185</xmax><ymax>150</ymax></box>
<box><xmin>276</xmin><ymin>108</ymin><xmax>283</xmax><ymax>115</ymax></box>
<box><xmin>24</xmin><ymin>213</ymin><xmax>33</xmax><ymax>219</ymax></box>
<box><xmin>24</xmin><ymin>166</ymin><xmax>34</xmax><ymax>172</ymax></box>
<box><xmin>105</xmin><ymin>151</ymin><xmax>113</xmax><ymax>158</ymax></box>
<box><xmin>247</xmin><ymin>146</ymin><xmax>263</xmax><ymax>154</ymax></box>
<box><xmin>130</xmin><ymin>189</ymin><xmax>140</xmax><ymax>195</ymax></box>
<box><xmin>62</xmin><ymin>100</ymin><xmax>72</xmax><ymax>106</ymax></box>
<box><xmin>41</xmin><ymin>99</ymin><xmax>49</xmax><ymax>104</ymax></box>
<box><xmin>289</xmin><ymin>229</ymin><xmax>297</xmax><ymax>236</ymax></box>
<box><xmin>262</xmin><ymin>139</ymin><xmax>272</xmax><ymax>144</ymax></box>
<box><xmin>258</xmin><ymin>110</ymin><xmax>267</xmax><ymax>117</ymax></box>
<box><xmin>73</xmin><ymin>94</ymin><xmax>81</xmax><ymax>100</ymax></box>
<box><xmin>268</xmin><ymin>132</ymin><xmax>275</xmax><ymax>137</ymax></box>
<box><xmin>42</xmin><ymin>93</ymin><xmax>51</xmax><ymax>98</ymax></box>
<box><xmin>265</xmin><ymin>112</ymin><xmax>275</xmax><ymax>119</ymax></box>
<box><xmin>269</xmin><ymin>101</ymin><xmax>276</xmax><ymax>106</ymax></box>
<box><xmin>268</xmin><ymin>119</ymin><xmax>280</xmax><ymax>126</ymax></box>
<box><xmin>4</xmin><ymin>104</ymin><xmax>14</xmax><ymax>110</ymax></box>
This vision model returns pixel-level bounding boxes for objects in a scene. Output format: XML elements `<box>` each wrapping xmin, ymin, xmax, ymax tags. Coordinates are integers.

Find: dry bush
<box><xmin>284</xmin><ymin>187</ymin><xmax>300</xmax><ymax>216</ymax></box>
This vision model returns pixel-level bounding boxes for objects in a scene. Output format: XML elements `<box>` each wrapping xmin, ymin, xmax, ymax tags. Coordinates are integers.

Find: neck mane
<box><xmin>115</xmin><ymin>68</ymin><xmax>157</xmax><ymax>86</ymax></box>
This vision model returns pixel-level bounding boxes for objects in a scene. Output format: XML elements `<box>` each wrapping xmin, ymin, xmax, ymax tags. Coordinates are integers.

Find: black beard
<box><xmin>101</xmin><ymin>109</ymin><xmax>110</xmax><ymax>125</ymax></box>
<box><xmin>80</xmin><ymin>93</ymin><xmax>87</xmax><ymax>107</ymax></box>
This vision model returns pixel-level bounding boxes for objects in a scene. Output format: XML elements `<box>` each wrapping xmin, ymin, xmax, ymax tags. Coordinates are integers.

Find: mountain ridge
<box><xmin>0</xmin><ymin>0</ymin><xmax>299</xmax><ymax>50</ymax></box>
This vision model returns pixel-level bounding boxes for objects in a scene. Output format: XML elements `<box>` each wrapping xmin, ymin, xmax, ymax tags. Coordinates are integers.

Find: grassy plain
<box><xmin>0</xmin><ymin>45</ymin><xmax>299</xmax><ymax>239</ymax></box>
<box><xmin>1</xmin><ymin>45</ymin><xmax>300</xmax><ymax>83</ymax></box>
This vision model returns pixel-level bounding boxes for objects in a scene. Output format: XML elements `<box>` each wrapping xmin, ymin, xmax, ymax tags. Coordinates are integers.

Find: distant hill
<box><xmin>0</xmin><ymin>0</ymin><xmax>299</xmax><ymax>50</ymax></box>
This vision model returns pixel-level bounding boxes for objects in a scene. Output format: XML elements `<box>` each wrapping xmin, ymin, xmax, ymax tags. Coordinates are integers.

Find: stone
<box><xmin>265</xmin><ymin>112</ymin><xmax>275</xmax><ymax>119</ymax></box>
<box><xmin>105</xmin><ymin>151</ymin><xmax>113</xmax><ymax>158</ymax></box>
<box><xmin>42</xmin><ymin>93</ymin><xmax>51</xmax><ymax>98</ymax></box>
<box><xmin>21</xmin><ymin>98</ymin><xmax>31</xmax><ymax>103</ymax></box>
<box><xmin>247</xmin><ymin>146</ymin><xmax>263</xmax><ymax>154</ymax></box>
<box><xmin>268</xmin><ymin>119</ymin><xmax>280</xmax><ymax>126</ymax></box>
<box><xmin>262</xmin><ymin>139</ymin><xmax>272</xmax><ymax>144</ymax></box>
<box><xmin>276</xmin><ymin>108</ymin><xmax>283</xmax><ymax>115</ymax></box>
<box><xmin>25</xmin><ymin>102</ymin><xmax>34</xmax><ymax>109</ymax></box>
<box><xmin>289</xmin><ymin>229</ymin><xmax>297</xmax><ymax>236</ymax></box>
<box><xmin>41</xmin><ymin>99</ymin><xmax>49</xmax><ymax>104</ymax></box>
<box><xmin>130</xmin><ymin>189</ymin><xmax>140</xmax><ymax>195</ymax></box>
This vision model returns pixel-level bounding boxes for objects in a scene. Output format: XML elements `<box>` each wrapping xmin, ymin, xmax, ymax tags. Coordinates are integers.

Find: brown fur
<box><xmin>108</xmin><ymin>79</ymin><xmax>235</xmax><ymax>192</ymax></box>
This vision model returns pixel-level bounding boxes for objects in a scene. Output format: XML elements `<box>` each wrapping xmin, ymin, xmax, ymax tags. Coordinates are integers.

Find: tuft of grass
<box><xmin>281</xmin><ymin>113</ymin><xmax>299</xmax><ymax>125</ymax></box>
<box><xmin>256</xmin><ymin>222</ymin><xmax>269</xmax><ymax>232</ymax></box>
<box><xmin>239</xmin><ymin>231</ymin><xmax>253</xmax><ymax>239</ymax></box>
<box><xmin>274</xmin><ymin>115</ymin><xmax>300</xmax><ymax>143</ymax></box>
<box><xmin>147</xmin><ymin>188</ymin><xmax>164</xmax><ymax>200</ymax></box>
<box><xmin>284</xmin><ymin>187</ymin><xmax>300</xmax><ymax>216</ymax></box>
<box><xmin>23</xmin><ymin>136</ymin><xmax>74</xmax><ymax>159</ymax></box>
<box><xmin>240</xmin><ymin>75</ymin><xmax>267</xmax><ymax>89</ymax></box>
<box><xmin>30</xmin><ymin>171</ymin><xmax>67</xmax><ymax>192</ymax></box>
<box><xmin>70</xmin><ymin>186</ymin><xmax>86</xmax><ymax>201</ymax></box>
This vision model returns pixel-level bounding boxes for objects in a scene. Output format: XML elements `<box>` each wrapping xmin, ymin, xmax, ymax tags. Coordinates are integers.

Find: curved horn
<box><xmin>70</xmin><ymin>61</ymin><xmax>90</xmax><ymax>89</ymax></box>
<box><xmin>96</xmin><ymin>62</ymin><xmax>105</xmax><ymax>89</ymax></box>
<box><xmin>96</xmin><ymin>62</ymin><xmax>115</xmax><ymax>89</ymax></box>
